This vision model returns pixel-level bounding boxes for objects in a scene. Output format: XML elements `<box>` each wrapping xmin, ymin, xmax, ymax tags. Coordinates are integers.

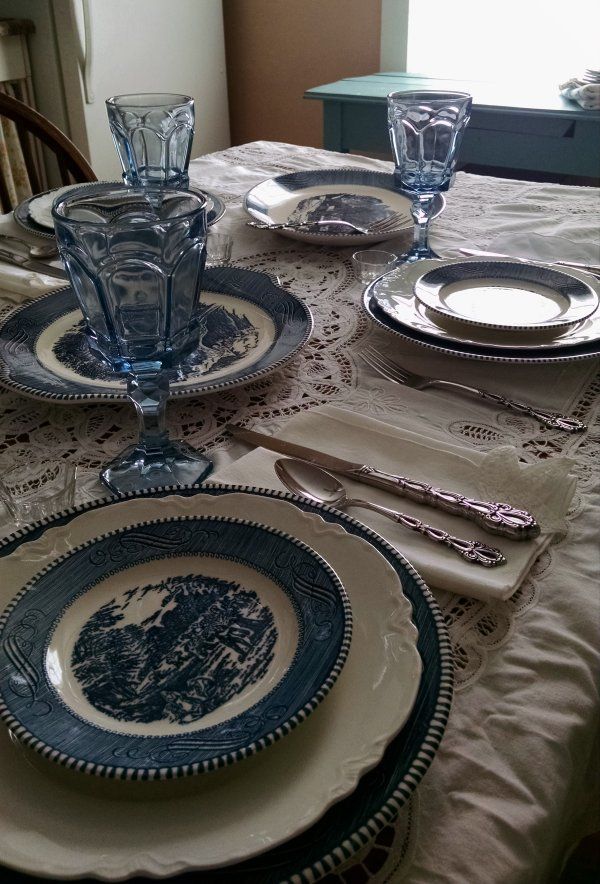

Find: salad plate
<box><xmin>0</xmin><ymin>266</ymin><xmax>312</xmax><ymax>403</ymax></box>
<box><xmin>413</xmin><ymin>258</ymin><xmax>598</xmax><ymax>332</ymax></box>
<box><xmin>365</xmin><ymin>258</ymin><xmax>600</xmax><ymax>364</ymax></box>
<box><xmin>14</xmin><ymin>184</ymin><xmax>226</xmax><ymax>238</ymax></box>
<box><xmin>244</xmin><ymin>167</ymin><xmax>445</xmax><ymax>246</ymax></box>
<box><xmin>0</xmin><ymin>486</ymin><xmax>443</xmax><ymax>881</ymax></box>
<box><xmin>0</xmin><ymin>514</ymin><xmax>351</xmax><ymax>780</ymax></box>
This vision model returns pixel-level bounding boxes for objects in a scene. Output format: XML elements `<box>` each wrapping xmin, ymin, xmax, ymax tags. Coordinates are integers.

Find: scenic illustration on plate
<box><xmin>288</xmin><ymin>192</ymin><xmax>390</xmax><ymax>228</ymax></box>
<box><xmin>52</xmin><ymin>302</ymin><xmax>260</xmax><ymax>384</ymax></box>
<box><xmin>71</xmin><ymin>574</ymin><xmax>277</xmax><ymax>725</ymax></box>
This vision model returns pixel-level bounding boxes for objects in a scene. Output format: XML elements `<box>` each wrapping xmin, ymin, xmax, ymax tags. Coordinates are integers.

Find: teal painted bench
<box><xmin>304</xmin><ymin>72</ymin><xmax>600</xmax><ymax>180</ymax></box>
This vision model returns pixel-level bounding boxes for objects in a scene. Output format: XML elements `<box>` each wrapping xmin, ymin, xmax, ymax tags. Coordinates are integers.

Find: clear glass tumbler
<box><xmin>352</xmin><ymin>250</ymin><xmax>397</xmax><ymax>283</ymax></box>
<box><xmin>106</xmin><ymin>93</ymin><xmax>195</xmax><ymax>189</ymax></box>
<box><xmin>388</xmin><ymin>90</ymin><xmax>472</xmax><ymax>262</ymax></box>
<box><xmin>206</xmin><ymin>231</ymin><xmax>233</xmax><ymax>266</ymax></box>
<box><xmin>52</xmin><ymin>183</ymin><xmax>211</xmax><ymax>494</ymax></box>
<box><xmin>0</xmin><ymin>462</ymin><xmax>76</xmax><ymax>526</ymax></box>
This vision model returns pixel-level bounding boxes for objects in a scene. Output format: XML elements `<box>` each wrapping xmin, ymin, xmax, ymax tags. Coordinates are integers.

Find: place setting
<box><xmin>0</xmin><ymin>90</ymin><xmax>452</xmax><ymax>884</ymax></box>
<box><xmin>344</xmin><ymin>90</ymin><xmax>600</xmax><ymax>369</ymax></box>
<box><xmin>0</xmin><ymin>77</ymin><xmax>597</xmax><ymax>884</ymax></box>
<box><xmin>243</xmin><ymin>165</ymin><xmax>445</xmax><ymax>246</ymax></box>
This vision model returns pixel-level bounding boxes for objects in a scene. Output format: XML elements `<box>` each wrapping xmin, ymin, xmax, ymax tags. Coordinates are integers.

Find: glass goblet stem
<box><xmin>127</xmin><ymin>368</ymin><xmax>172</xmax><ymax>452</ymax></box>
<box><xmin>409</xmin><ymin>193</ymin><xmax>437</xmax><ymax>260</ymax></box>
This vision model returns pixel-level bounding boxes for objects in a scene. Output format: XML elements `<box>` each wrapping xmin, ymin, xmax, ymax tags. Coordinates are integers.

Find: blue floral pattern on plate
<box><xmin>0</xmin><ymin>266</ymin><xmax>312</xmax><ymax>402</ymax></box>
<box><xmin>72</xmin><ymin>574</ymin><xmax>278</xmax><ymax>726</ymax></box>
<box><xmin>0</xmin><ymin>484</ymin><xmax>451</xmax><ymax>884</ymax></box>
<box><xmin>244</xmin><ymin>167</ymin><xmax>445</xmax><ymax>245</ymax></box>
<box><xmin>0</xmin><ymin>515</ymin><xmax>351</xmax><ymax>779</ymax></box>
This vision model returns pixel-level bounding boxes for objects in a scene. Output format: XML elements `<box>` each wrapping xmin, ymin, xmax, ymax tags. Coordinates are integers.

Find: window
<box><xmin>405</xmin><ymin>0</ymin><xmax>600</xmax><ymax>83</ymax></box>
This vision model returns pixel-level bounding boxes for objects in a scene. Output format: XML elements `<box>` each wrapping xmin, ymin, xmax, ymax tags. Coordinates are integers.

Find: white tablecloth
<box><xmin>0</xmin><ymin>142</ymin><xmax>598</xmax><ymax>884</ymax></box>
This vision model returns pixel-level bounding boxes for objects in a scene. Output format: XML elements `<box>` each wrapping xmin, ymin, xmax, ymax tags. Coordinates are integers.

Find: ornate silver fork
<box><xmin>247</xmin><ymin>212</ymin><xmax>406</xmax><ymax>236</ymax></box>
<box><xmin>360</xmin><ymin>346</ymin><xmax>587</xmax><ymax>433</ymax></box>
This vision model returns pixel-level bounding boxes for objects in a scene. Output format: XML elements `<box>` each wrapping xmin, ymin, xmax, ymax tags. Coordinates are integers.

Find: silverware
<box><xmin>275</xmin><ymin>458</ymin><xmax>506</xmax><ymax>567</ymax></box>
<box><xmin>227</xmin><ymin>423</ymin><xmax>540</xmax><ymax>540</ymax></box>
<box><xmin>0</xmin><ymin>247</ymin><xmax>67</xmax><ymax>280</ymax></box>
<box><xmin>360</xmin><ymin>346</ymin><xmax>587</xmax><ymax>434</ymax></box>
<box><xmin>0</xmin><ymin>232</ymin><xmax>58</xmax><ymax>259</ymax></box>
<box><xmin>457</xmin><ymin>247</ymin><xmax>600</xmax><ymax>278</ymax></box>
<box><xmin>246</xmin><ymin>213</ymin><xmax>404</xmax><ymax>236</ymax></box>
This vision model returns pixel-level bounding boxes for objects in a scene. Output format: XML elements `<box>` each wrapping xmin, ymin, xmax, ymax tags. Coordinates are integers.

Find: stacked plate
<box><xmin>0</xmin><ymin>266</ymin><xmax>313</xmax><ymax>402</ymax></box>
<box><xmin>580</xmin><ymin>67</ymin><xmax>600</xmax><ymax>83</ymax></box>
<box><xmin>244</xmin><ymin>167</ymin><xmax>444</xmax><ymax>247</ymax></box>
<box><xmin>0</xmin><ymin>485</ymin><xmax>451</xmax><ymax>882</ymax></box>
<box><xmin>14</xmin><ymin>184</ymin><xmax>226</xmax><ymax>239</ymax></box>
<box><xmin>363</xmin><ymin>256</ymin><xmax>600</xmax><ymax>364</ymax></box>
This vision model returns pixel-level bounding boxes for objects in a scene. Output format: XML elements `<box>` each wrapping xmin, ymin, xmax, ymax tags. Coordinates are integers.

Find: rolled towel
<box><xmin>559</xmin><ymin>79</ymin><xmax>600</xmax><ymax>110</ymax></box>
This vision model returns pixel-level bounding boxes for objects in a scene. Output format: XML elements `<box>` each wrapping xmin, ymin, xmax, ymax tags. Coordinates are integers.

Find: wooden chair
<box><xmin>0</xmin><ymin>90</ymin><xmax>96</xmax><ymax>209</ymax></box>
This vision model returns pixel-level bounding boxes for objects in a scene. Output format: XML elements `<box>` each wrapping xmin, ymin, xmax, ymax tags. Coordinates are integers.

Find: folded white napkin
<box><xmin>211</xmin><ymin>405</ymin><xmax>577</xmax><ymax>602</ymax></box>
<box><xmin>559</xmin><ymin>79</ymin><xmax>600</xmax><ymax>110</ymax></box>
<box><xmin>0</xmin><ymin>261</ymin><xmax>64</xmax><ymax>301</ymax></box>
<box><xmin>0</xmin><ymin>212</ymin><xmax>63</xmax><ymax>303</ymax></box>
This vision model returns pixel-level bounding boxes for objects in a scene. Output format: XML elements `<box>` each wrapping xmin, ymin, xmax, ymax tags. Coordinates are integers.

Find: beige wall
<box><xmin>223</xmin><ymin>0</ymin><xmax>382</xmax><ymax>148</ymax></box>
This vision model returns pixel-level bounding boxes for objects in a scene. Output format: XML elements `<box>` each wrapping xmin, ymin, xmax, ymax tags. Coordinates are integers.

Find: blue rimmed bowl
<box><xmin>0</xmin><ymin>515</ymin><xmax>351</xmax><ymax>781</ymax></box>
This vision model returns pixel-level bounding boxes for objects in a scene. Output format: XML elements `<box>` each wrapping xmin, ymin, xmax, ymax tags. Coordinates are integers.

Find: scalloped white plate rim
<box><xmin>372</xmin><ymin>256</ymin><xmax>600</xmax><ymax>351</ymax></box>
<box><xmin>0</xmin><ymin>491</ymin><xmax>421</xmax><ymax>879</ymax></box>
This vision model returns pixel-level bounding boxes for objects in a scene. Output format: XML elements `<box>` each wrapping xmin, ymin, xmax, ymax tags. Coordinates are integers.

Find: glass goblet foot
<box><xmin>100</xmin><ymin>368</ymin><xmax>212</xmax><ymax>495</ymax></box>
<box><xmin>100</xmin><ymin>438</ymin><xmax>212</xmax><ymax>495</ymax></box>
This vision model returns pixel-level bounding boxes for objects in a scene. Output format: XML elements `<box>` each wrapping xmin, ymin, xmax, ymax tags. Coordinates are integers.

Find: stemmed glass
<box><xmin>52</xmin><ymin>183</ymin><xmax>212</xmax><ymax>494</ymax></box>
<box><xmin>388</xmin><ymin>90</ymin><xmax>472</xmax><ymax>262</ymax></box>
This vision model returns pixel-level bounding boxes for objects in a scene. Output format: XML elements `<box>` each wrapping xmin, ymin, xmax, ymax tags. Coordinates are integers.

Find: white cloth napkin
<box><xmin>559</xmin><ymin>79</ymin><xmax>600</xmax><ymax>110</ymax></box>
<box><xmin>0</xmin><ymin>212</ymin><xmax>63</xmax><ymax>303</ymax></box>
<box><xmin>211</xmin><ymin>405</ymin><xmax>577</xmax><ymax>602</ymax></box>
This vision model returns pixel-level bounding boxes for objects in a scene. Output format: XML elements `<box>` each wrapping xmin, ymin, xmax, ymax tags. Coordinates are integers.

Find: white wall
<box><xmin>0</xmin><ymin>0</ymin><xmax>231</xmax><ymax>179</ymax></box>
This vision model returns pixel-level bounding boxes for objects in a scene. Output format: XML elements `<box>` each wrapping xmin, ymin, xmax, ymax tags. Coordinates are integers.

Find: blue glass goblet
<box><xmin>106</xmin><ymin>93</ymin><xmax>195</xmax><ymax>189</ymax></box>
<box><xmin>52</xmin><ymin>183</ymin><xmax>211</xmax><ymax>494</ymax></box>
<box><xmin>388</xmin><ymin>90</ymin><xmax>472</xmax><ymax>262</ymax></box>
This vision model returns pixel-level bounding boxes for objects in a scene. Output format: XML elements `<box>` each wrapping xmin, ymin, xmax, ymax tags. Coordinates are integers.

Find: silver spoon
<box><xmin>0</xmin><ymin>232</ymin><xmax>58</xmax><ymax>259</ymax></box>
<box><xmin>275</xmin><ymin>458</ymin><xmax>506</xmax><ymax>568</ymax></box>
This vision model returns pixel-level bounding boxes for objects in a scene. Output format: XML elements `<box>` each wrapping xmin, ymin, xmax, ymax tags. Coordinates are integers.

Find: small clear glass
<box><xmin>352</xmin><ymin>250</ymin><xmax>397</xmax><ymax>283</ymax></box>
<box><xmin>106</xmin><ymin>93</ymin><xmax>195</xmax><ymax>188</ymax></box>
<box><xmin>0</xmin><ymin>462</ymin><xmax>76</xmax><ymax>526</ymax></box>
<box><xmin>206</xmin><ymin>232</ymin><xmax>233</xmax><ymax>266</ymax></box>
<box><xmin>388</xmin><ymin>90</ymin><xmax>472</xmax><ymax>262</ymax></box>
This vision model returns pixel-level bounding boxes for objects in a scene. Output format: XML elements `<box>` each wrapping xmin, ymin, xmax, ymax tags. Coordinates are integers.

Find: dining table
<box><xmin>0</xmin><ymin>139</ymin><xmax>598</xmax><ymax>884</ymax></box>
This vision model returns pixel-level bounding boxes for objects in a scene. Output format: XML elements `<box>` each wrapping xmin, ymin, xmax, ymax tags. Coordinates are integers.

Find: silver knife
<box><xmin>0</xmin><ymin>246</ymin><xmax>67</xmax><ymax>280</ymax></box>
<box><xmin>227</xmin><ymin>424</ymin><xmax>540</xmax><ymax>541</ymax></box>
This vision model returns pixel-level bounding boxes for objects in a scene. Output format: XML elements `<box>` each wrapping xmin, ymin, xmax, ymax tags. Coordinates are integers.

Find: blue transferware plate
<box><xmin>413</xmin><ymin>258</ymin><xmax>598</xmax><ymax>332</ymax></box>
<box><xmin>363</xmin><ymin>269</ymin><xmax>600</xmax><ymax>365</ymax></box>
<box><xmin>0</xmin><ymin>514</ymin><xmax>351</xmax><ymax>780</ymax></box>
<box><xmin>14</xmin><ymin>185</ymin><xmax>226</xmax><ymax>238</ymax></box>
<box><xmin>244</xmin><ymin>166</ymin><xmax>445</xmax><ymax>246</ymax></box>
<box><xmin>0</xmin><ymin>266</ymin><xmax>312</xmax><ymax>402</ymax></box>
<box><xmin>0</xmin><ymin>484</ymin><xmax>451</xmax><ymax>883</ymax></box>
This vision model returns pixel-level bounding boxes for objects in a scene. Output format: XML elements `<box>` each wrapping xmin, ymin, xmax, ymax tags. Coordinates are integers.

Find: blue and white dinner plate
<box><xmin>364</xmin><ymin>258</ymin><xmax>600</xmax><ymax>364</ymax></box>
<box><xmin>14</xmin><ymin>184</ymin><xmax>226</xmax><ymax>238</ymax></box>
<box><xmin>244</xmin><ymin>167</ymin><xmax>445</xmax><ymax>246</ymax></box>
<box><xmin>0</xmin><ymin>485</ymin><xmax>451</xmax><ymax>882</ymax></box>
<box><xmin>413</xmin><ymin>258</ymin><xmax>599</xmax><ymax>332</ymax></box>
<box><xmin>0</xmin><ymin>513</ymin><xmax>351</xmax><ymax>780</ymax></box>
<box><xmin>0</xmin><ymin>266</ymin><xmax>313</xmax><ymax>402</ymax></box>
